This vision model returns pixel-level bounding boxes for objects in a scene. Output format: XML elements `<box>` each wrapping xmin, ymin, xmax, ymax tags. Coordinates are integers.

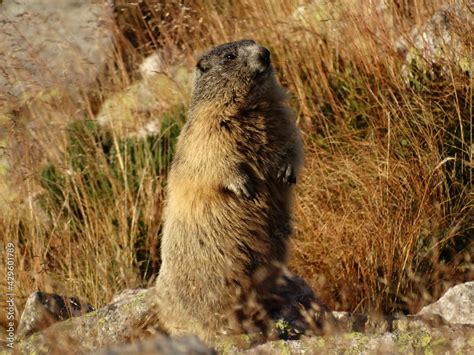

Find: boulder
<box><xmin>230</xmin><ymin>325</ymin><xmax>474</xmax><ymax>354</ymax></box>
<box><xmin>17</xmin><ymin>291</ymin><xmax>94</xmax><ymax>338</ymax></box>
<box><xmin>0</xmin><ymin>0</ymin><xmax>115</xmax><ymax>207</ymax></box>
<box><xmin>16</xmin><ymin>288</ymin><xmax>154</xmax><ymax>353</ymax></box>
<box><xmin>0</xmin><ymin>0</ymin><xmax>115</xmax><ymax>104</ymax></box>
<box><xmin>398</xmin><ymin>1</ymin><xmax>474</xmax><ymax>82</ymax></box>
<box><xmin>16</xmin><ymin>282</ymin><xmax>474</xmax><ymax>354</ymax></box>
<box><xmin>96</xmin><ymin>53</ymin><xmax>192</xmax><ymax>138</ymax></box>
<box><xmin>418</xmin><ymin>281</ymin><xmax>474</xmax><ymax>325</ymax></box>
<box><xmin>288</xmin><ymin>0</ymin><xmax>393</xmax><ymax>45</ymax></box>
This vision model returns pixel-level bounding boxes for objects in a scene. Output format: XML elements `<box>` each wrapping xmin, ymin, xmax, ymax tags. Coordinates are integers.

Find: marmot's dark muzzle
<box><xmin>259</xmin><ymin>47</ymin><xmax>271</xmax><ymax>67</ymax></box>
<box><xmin>251</xmin><ymin>46</ymin><xmax>271</xmax><ymax>79</ymax></box>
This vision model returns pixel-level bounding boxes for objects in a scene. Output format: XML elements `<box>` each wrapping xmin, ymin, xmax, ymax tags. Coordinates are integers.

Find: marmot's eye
<box><xmin>225</xmin><ymin>53</ymin><xmax>237</xmax><ymax>60</ymax></box>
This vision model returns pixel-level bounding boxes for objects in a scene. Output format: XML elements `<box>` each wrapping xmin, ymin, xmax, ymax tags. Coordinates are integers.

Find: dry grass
<box><xmin>0</xmin><ymin>0</ymin><xmax>472</xmax><ymax>332</ymax></box>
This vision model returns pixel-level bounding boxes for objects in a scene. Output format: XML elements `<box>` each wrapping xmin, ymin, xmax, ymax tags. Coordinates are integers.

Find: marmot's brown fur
<box><xmin>155</xmin><ymin>40</ymin><xmax>324</xmax><ymax>340</ymax></box>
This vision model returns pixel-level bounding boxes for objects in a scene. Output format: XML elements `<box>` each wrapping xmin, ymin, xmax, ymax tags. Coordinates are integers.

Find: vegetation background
<box><xmin>0</xmin><ymin>0</ymin><xmax>472</xmax><ymax>334</ymax></box>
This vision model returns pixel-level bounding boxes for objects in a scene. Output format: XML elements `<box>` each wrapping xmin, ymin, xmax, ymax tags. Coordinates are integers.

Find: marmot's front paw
<box><xmin>227</xmin><ymin>179</ymin><xmax>256</xmax><ymax>199</ymax></box>
<box><xmin>277</xmin><ymin>164</ymin><xmax>297</xmax><ymax>185</ymax></box>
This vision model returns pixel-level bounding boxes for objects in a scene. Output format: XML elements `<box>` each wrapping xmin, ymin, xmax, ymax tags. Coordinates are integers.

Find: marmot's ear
<box><xmin>197</xmin><ymin>56</ymin><xmax>211</xmax><ymax>73</ymax></box>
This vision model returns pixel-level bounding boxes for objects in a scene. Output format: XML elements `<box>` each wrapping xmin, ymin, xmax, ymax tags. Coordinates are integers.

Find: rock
<box><xmin>288</xmin><ymin>0</ymin><xmax>393</xmax><ymax>45</ymax></box>
<box><xmin>111</xmin><ymin>288</ymin><xmax>148</xmax><ymax>304</ymax></box>
<box><xmin>139</xmin><ymin>52</ymin><xmax>165</xmax><ymax>78</ymax></box>
<box><xmin>0</xmin><ymin>0</ymin><xmax>115</xmax><ymax>208</ymax></box>
<box><xmin>398</xmin><ymin>1</ymin><xmax>474</xmax><ymax>82</ymax></box>
<box><xmin>17</xmin><ymin>291</ymin><xmax>94</xmax><ymax>338</ymax></box>
<box><xmin>16</xmin><ymin>288</ymin><xmax>154</xmax><ymax>353</ymax></box>
<box><xmin>418</xmin><ymin>281</ymin><xmax>474</xmax><ymax>325</ymax></box>
<box><xmin>96</xmin><ymin>54</ymin><xmax>192</xmax><ymax>138</ymax></box>
<box><xmin>331</xmin><ymin>312</ymin><xmax>392</xmax><ymax>334</ymax></box>
<box><xmin>94</xmin><ymin>335</ymin><xmax>216</xmax><ymax>355</ymax></box>
<box><xmin>331</xmin><ymin>312</ymin><xmax>455</xmax><ymax>335</ymax></box>
<box><xmin>220</xmin><ymin>324</ymin><xmax>474</xmax><ymax>354</ymax></box>
<box><xmin>0</xmin><ymin>0</ymin><xmax>115</xmax><ymax>104</ymax></box>
<box><xmin>202</xmin><ymin>314</ymin><xmax>474</xmax><ymax>353</ymax></box>
<box><xmin>16</xmin><ymin>283</ymin><xmax>474</xmax><ymax>354</ymax></box>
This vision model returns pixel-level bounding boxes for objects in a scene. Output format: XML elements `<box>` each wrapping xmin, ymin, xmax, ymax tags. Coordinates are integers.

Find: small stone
<box><xmin>392</xmin><ymin>316</ymin><xmax>429</xmax><ymax>332</ymax></box>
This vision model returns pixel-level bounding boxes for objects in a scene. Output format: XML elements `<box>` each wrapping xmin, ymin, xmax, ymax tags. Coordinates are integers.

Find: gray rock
<box><xmin>16</xmin><ymin>288</ymin><xmax>154</xmax><ymax>354</ymax></box>
<box><xmin>0</xmin><ymin>0</ymin><xmax>116</xmax><ymax>208</ymax></box>
<box><xmin>418</xmin><ymin>281</ymin><xmax>474</xmax><ymax>325</ymax></box>
<box><xmin>0</xmin><ymin>0</ymin><xmax>114</xmax><ymax>103</ymax></box>
<box><xmin>16</xmin><ymin>283</ymin><xmax>474</xmax><ymax>354</ymax></box>
<box><xmin>17</xmin><ymin>291</ymin><xmax>94</xmax><ymax>338</ymax></box>
<box><xmin>288</xmin><ymin>0</ymin><xmax>393</xmax><ymax>46</ymax></box>
<box><xmin>218</xmin><ymin>324</ymin><xmax>474</xmax><ymax>354</ymax></box>
<box><xmin>331</xmin><ymin>312</ymin><xmax>454</xmax><ymax>334</ymax></box>
<box><xmin>398</xmin><ymin>1</ymin><xmax>474</xmax><ymax>82</ymax></box>
<box><xmin>111</xmin><ymin>288</ymin><xmax>148</xmax><ymax>304</ymax></box>
<box><xmin>331</xmin><ymin>311</ymin><xmax>392</xmax><ymax>334</ymax></box>
<box><xmin>96</xmin><ymin>55</ymin><xmax>192</xmax><ymax>138</ymax></box>
<box><xmin>139</xmin><ymin>52</ymin><xmax>165</xmax><ymax>78</ymax></box>
<box><xmin>94</xmin><ymin>335</ymin><xmax>216</xmax><ymax>355</ymax></box>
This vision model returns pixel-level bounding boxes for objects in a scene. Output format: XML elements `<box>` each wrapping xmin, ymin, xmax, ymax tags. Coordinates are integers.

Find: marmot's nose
<box><xmin>258</xmin><ymin>47</ymin><xmax>270</xmax><ymax>67</ymax></box>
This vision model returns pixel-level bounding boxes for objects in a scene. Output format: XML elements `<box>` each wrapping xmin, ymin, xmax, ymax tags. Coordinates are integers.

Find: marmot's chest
<box><xmin>220</xmin><ymin>114</ymin><xmax>280</xmax><ymax>154</ymax></box>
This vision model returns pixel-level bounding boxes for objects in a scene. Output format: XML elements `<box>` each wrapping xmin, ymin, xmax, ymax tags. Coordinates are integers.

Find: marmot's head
<box><xmin>192</xmin><ymin>39</ymin><xmax>276</xmax><ymax>105</ymax></box>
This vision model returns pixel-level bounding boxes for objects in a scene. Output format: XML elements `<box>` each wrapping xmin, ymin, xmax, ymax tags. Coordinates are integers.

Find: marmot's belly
<box><xmin>159</xmin><ymin>181</ymin><xmax>291</xmax><ymax>333</ymax></box>
<box><xmin>164</xmin><ymin>182</ymin><xmax>291</xmax><ymax>262</ymax></box>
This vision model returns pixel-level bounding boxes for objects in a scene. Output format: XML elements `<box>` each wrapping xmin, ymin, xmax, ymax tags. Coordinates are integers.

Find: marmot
<box><xmin>155</xmin><ymin>40</ymin><xmax>325</xmax><ymax>340</ymax></box>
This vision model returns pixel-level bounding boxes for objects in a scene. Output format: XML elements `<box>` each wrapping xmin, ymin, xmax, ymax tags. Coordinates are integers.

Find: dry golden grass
<box><xmin>0</xmin><ymin>0</ymin><xmax>472</xmax><ymax>333</ymax></box>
